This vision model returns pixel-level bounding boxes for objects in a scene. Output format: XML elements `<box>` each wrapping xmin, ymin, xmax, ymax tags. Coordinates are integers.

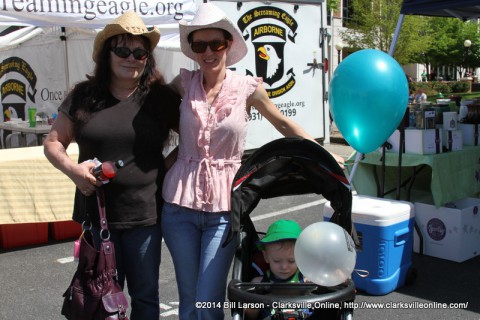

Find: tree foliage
<box><xmin>340</xmin><ymin>0</ymin><xmax>403</xmax><ymax>53</ymax></box>
<box><xmin>340</xmin><ymin>0</ymin><xmax>480</xmax><ymax>71</ymax></box>
<box><xmin>326</xmin><ymin>0</ymin><xmax>339</xmax><ymax>13</ymax></box>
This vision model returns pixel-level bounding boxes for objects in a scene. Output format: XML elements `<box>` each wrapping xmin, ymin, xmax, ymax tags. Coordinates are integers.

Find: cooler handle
<box><xmin>394</xmin><ymin>227</ymin><xmax>410</xmax><ymax>246</ymax></box>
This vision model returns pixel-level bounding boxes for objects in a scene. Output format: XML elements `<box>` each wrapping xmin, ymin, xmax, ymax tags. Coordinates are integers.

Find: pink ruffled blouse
<box><xmin>162</xmin><ymin>69</ymin><xmax>262</xmax><ymax>212</ymax></box>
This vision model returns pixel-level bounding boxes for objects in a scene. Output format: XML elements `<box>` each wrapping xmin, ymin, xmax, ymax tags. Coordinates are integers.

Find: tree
<box><xmin>425</xmin><ymin>19</ymin><xmax>480</xmax><ymax>78</ymax></box>
<box><xmin>340</xmin><ymin>0</ymin><xmax>403</xmax><ymax>53</ymax></box>
<box><xmin>393</xmin><ymin>15</ymin><xmax>432</xmax><ymax>65</ymax></box>
<box><xmin>327</xmin><ymin>0</ymin><xmax>339</xmax><ymax>12</ymax></box>
<box><xmin>340</xmin><ymin>0</ymin><xmax>480</xmax><ymax>76</ymax></box>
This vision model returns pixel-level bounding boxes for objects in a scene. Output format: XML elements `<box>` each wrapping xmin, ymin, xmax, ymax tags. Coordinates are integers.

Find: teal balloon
<box><xmin>329</xmin><ymin>49</ymin><xmax>408</xmax><ymax>154</ymax></box>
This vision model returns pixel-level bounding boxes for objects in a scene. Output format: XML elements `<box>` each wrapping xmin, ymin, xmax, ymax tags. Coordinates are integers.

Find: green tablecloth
<box><xmin>346</xmin><ymin>146</ymin><xmax>480</xmax><ymax>207</ymax></box>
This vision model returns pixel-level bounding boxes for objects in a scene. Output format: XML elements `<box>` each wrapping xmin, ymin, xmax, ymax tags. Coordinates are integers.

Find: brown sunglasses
<box><xmin>190</xmin><ymin>40</ymin><xmax>229</xmax><ymax>53</ymax></box>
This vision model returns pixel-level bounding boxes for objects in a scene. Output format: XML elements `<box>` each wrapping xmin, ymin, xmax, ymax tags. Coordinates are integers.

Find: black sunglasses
<box><xmin>111</xmin><ymin>47</ymin><xmax>149</xmax><ymax>60</ymax></box>
<box><xmin>190</xmin><ymin>40</ymin><xmax>229</xmax><ymax>54</ymax></box>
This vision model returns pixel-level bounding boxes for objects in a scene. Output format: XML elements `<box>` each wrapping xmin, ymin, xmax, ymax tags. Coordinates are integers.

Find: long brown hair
<box><xmin>68</xmin><ymin>34</ymin><xmax>164</xmax><ymax>130</ymax></box>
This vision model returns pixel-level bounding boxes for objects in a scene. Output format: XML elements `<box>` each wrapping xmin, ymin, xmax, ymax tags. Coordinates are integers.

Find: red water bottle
<box><xmin>92</xmin><ymin>159</ymin><xmax>124</xmax><ymax>183</ymax></box>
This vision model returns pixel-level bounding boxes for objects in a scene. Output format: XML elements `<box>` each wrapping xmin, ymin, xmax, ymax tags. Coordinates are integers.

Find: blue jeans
<box><xmin>93</xmin><ymin>224</ymin><xmax>162</xmax><ymax>320</ymax></box>
<box><xmin>162</xmin><ymin>202</ymin><xmax>238</xmax><ymax>320</ymax></box>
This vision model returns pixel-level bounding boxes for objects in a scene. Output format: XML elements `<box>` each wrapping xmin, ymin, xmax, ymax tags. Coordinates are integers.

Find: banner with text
<box><xmin>0</xmin><ymin>0</ymin><xmax>196</xmax><ymax>28</ymax></box>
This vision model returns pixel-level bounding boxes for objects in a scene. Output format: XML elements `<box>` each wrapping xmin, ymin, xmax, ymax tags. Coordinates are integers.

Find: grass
<box><xmin>427</xmin><ymin>91</ymin><xmax>480</xmax><ymax>103</ymax></box>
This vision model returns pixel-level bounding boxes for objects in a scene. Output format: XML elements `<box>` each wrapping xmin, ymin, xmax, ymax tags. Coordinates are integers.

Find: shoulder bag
<box><xmin>61</xmin><ymin>188</ymin><xmax>129</xmax><ymax>320</ymax></box>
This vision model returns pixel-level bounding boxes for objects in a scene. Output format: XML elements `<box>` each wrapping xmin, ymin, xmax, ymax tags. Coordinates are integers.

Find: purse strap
<box><xmin>96</xmin><ymin>188</ymin><xmax>109</xmax><ymax>235</ymax></box>
<box><xmin>95</xmin><ymin>188</ymin><xmax>117</xmax><ymax>278</ymax></box>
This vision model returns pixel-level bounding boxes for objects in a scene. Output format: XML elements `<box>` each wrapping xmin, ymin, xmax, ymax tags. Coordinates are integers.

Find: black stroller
<box><xmin>227</xmin><ymin>137</ymin><xmax>357</xmax><ymax>319</ymax></box>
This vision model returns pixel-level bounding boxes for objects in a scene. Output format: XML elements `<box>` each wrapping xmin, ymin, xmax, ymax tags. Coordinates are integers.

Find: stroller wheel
<box><xmin>339</xmin><ymin>308</ymin><xmax>353</xmax><ymax>320</ymax></box>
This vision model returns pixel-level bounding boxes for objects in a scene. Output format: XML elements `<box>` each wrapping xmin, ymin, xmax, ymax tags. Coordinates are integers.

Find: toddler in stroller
<box><xmin>226</xmin><ymin>137</ymin><xmax>358</xmax><ymax>320</ymax></box>
<box><xmin>244</xmin><ymin>219</ymin><xmax>312</xmax><ymax>320</ymax></box>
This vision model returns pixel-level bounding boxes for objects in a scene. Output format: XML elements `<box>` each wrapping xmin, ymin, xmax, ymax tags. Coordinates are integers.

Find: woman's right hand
<box><xmin>71</xmin><ymin>161</ymin><xmax>101</xmax><ymax>197</ymax></box>
<box><xmin>44</xmin><ymin>112</ymin><xmax>102</xmax><ymax>197</ymax></box>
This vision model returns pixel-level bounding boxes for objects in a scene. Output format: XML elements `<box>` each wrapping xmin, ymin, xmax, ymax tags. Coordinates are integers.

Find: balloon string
<box><xmin>354</xmin><ymin>269</ymin><xmax>370</xmax><ymax>278</ymax></box>
<box><xmin>347</xmin><ymin>152</ymin><xmax>363</xmax><ymax>184</ymax></box>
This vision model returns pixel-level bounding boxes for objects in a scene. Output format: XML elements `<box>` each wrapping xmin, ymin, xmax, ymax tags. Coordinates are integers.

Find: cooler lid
<box><xmin>324</xmin><ymin>195</ymin><xmax>414</xmax><ymax>227</ymax></box>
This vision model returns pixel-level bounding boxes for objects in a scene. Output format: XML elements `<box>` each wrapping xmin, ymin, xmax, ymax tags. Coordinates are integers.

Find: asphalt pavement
<box><xmin>1</xmin><ymin>139</ymin><xmax>479</xmax><ymax>319</ymax></box>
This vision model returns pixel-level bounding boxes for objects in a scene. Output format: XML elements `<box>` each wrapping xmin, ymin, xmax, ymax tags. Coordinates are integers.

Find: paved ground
<box><xmin>2</xmin><ymin>129</ymin><xmax>479</xmax><ymax>319</ymax></box>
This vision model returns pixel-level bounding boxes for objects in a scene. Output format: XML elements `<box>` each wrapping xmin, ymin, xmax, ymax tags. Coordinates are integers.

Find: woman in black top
<box><xmin>44</xmin><ymin>11</ymin><xmax>180</xmax><ymax>319</ymax></box>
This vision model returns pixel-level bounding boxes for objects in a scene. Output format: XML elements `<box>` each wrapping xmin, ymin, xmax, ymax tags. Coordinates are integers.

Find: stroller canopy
<box><xmin>230</xmin><ymin>137</ymin><xmax>354</xmax><ymax>238</ymax></box>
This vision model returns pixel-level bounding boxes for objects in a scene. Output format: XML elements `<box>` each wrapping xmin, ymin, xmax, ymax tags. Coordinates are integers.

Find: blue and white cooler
<box><xmin>323</xmin><ymin>195</ymin><xmax>415</xmax><ymax>295</ymax></box>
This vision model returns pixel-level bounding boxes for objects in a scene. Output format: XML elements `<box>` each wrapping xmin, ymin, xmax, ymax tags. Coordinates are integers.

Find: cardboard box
<box><xmin>404</xmin><ymin>128</ymin><xmax>442</xmax><ymax>154</ymax></box>
<box><xmin>442</xmin><ymin>111</ymin><xmax>458</xmax><ymax>130</ymax></box>
<box><xmin>414</xmin><ymin>198</ymin><xmax>480</xmax><ymax>262</ymax></box>
<box><xmin>50</xmin><ymin>221</ymin><xmax>82</xmax><ymax>240</ymax></box>
<box><xmin>381</xmin><ymin>129</ymin><xmax>402</xmax><ymax>153</ymax></box>
<box><xmin>382</xmin><ymin>128</ymin><xmax>443</xmax><ymax>154</ymax></box>
<box><xmin>442</xmin><ymin>129</ymin><xmax>463</xmax><ymax>151</ymax></box>
<box><xmin>457</xmin><ymin>123</ymin><xmax>479</xmax><ymax>146</ymax></box>
<box><xmin>0</xmin><ymin>223</ymin><xmax>49</xmax><ymax>249</ymax></box>
<box><xmin>324</xmin><ymin>195</ymin><xmax>415</xmax><ymax>295</ymax></box>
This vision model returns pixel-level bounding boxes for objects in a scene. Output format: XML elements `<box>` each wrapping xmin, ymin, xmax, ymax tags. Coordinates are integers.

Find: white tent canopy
<box><xmin>0</xmin><ymin>0</ymin><xmax>198</xmax><ymax>122</ymax></box>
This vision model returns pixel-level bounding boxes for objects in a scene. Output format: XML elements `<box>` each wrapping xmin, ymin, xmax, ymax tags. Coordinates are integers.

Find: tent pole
<box><xmin>388</xmin><ymin>14</ymin><xmax>405</xmax><ymax>56</ymax></box>
<box><xmin>61</xmin><ymin>27</ymin><xmax>70</xmax><ymax>90</ymax></box>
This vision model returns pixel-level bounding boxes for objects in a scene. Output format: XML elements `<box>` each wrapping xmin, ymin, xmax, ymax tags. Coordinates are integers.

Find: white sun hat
<box><xmin>179</xmin><ymin>2</ymin><xmax>248</xmax><ymax>66</ymax></box>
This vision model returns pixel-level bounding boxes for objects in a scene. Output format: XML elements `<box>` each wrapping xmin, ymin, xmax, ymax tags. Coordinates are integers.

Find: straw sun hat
<box><xmin>92</xmin><ymin>11</ymin><xmax>160</xmax><ymax>62</ymax></box>
<box><xmin>179</xmin><ymin>2</ymin><xmax>248</xmax><ymax>66</ymax></box>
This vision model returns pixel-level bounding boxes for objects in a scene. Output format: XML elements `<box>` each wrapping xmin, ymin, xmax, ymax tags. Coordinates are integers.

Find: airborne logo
<box><xmin>0</xmin><ymin>57</ymin><xmax>37</xmax><ymax>121</ymax></box>
<box><xmin>237</xmin><ymin>6</ymin><xmax>298</xmax><ymax>98</ymax></box>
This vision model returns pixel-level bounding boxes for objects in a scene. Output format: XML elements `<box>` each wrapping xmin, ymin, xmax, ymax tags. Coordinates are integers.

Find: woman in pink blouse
<box><xmin>161</xmin><ymin>3</ymin><xmax>344</xmax><ymax>319</ymax></box>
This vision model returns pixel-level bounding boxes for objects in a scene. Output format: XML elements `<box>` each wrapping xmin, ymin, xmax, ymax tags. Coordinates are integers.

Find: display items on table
<box><xmin>442</xmin><ymin>129</ymin><xmax>463</xmax><ymax>152</ymax></box>
<box><xmin>432</xmin><ymin>104</ymin><xmax>452</xmax><ymax>127</ymax></box>
<box><xmin>405</xmin><ymin>128</ymin><xmax>442</xmax><ymax>154</ymax></box>
<box><xmin>457</xmin><ymin>123</ymin><xmax>479</xmax><ymax>146</ymax></box>
<box><xmin>463</xmin><ymin>101</ymin><xmax>480</xmax><ymax>124</ymax></box>
<box><xmin>323</xmin><ymin>195</ymin><xmax>415</xmax><ymax>295</ymax></box>
<box><xmin>383</xmin><ymin>128</ymin><xmax>442</xmax><ymax>155</ymax></box>
<box><xmin>414</xmin><ymin>108</ymin><xmax>436</xmax><ymax>129</ymax></box>
<box><xmin>456</xmin><ymin>99</ymin><xmax>480</xmax><ymax>147</ymax></box>
<box><xmin>414</xmin><ymin>198</ymin><xmax>480</xmax><ymax>263</ymax></box>
<box><xmin>442</xmin><ymin>111</ymin><xmax>458</xmax><ymax>131</ymax></box>
<box><xmin>384</xmin><ymin>123</ymin><xmax>468</xmax><ymax>154</ymax></box>
<box><xmin>458</xmin><ymin>99</ymin><xmax>478</xmax><ymax>122</ymax></box>
<box><xmin>405</xmin><ymin>129</ymin><xmax>442</xmax><ymax>154</ymax></box>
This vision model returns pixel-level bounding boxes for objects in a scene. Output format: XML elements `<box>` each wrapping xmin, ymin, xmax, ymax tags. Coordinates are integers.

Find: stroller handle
<box><xmin>227</xmin><ymin>279</ymin><xmax>355</xmax><ymax>305</ymax></box>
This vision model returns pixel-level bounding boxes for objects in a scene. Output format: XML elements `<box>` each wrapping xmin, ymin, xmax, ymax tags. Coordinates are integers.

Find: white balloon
<box><xmin>295</xmin><ymin>222</ymin><xmax>356</xmax><ymax>287</ymax></box>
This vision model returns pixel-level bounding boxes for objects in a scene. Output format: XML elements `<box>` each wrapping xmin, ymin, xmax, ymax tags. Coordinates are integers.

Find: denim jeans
<box><xmin>92</xmin><ymin>224</ymin><xmax>162</xmax><ymax>320</ymax></box>
<box><xmin>162</xmin><ymin>202</ymin><xmax>238</xmax><ymax>320</ymax></box>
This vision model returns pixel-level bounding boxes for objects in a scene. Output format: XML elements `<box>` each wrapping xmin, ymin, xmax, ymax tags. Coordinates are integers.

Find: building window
<box><xmin>342</xmin><ymin>0</ymin><xmax>354</xmax><ymax>27</ymax></box>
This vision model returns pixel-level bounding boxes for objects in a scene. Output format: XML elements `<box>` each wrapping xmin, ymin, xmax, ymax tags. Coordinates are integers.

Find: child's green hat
<box><xmin>257</xmin><ymin>220</ymin><xmax>302</xmax><ymax>249</ymax></box>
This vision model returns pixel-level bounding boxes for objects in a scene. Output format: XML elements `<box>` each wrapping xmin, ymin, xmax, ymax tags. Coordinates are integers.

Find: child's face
<box><xmin>263</xmin><ymin>241</ymin><xmax>297</xmax><ymax>280</ymax></box>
